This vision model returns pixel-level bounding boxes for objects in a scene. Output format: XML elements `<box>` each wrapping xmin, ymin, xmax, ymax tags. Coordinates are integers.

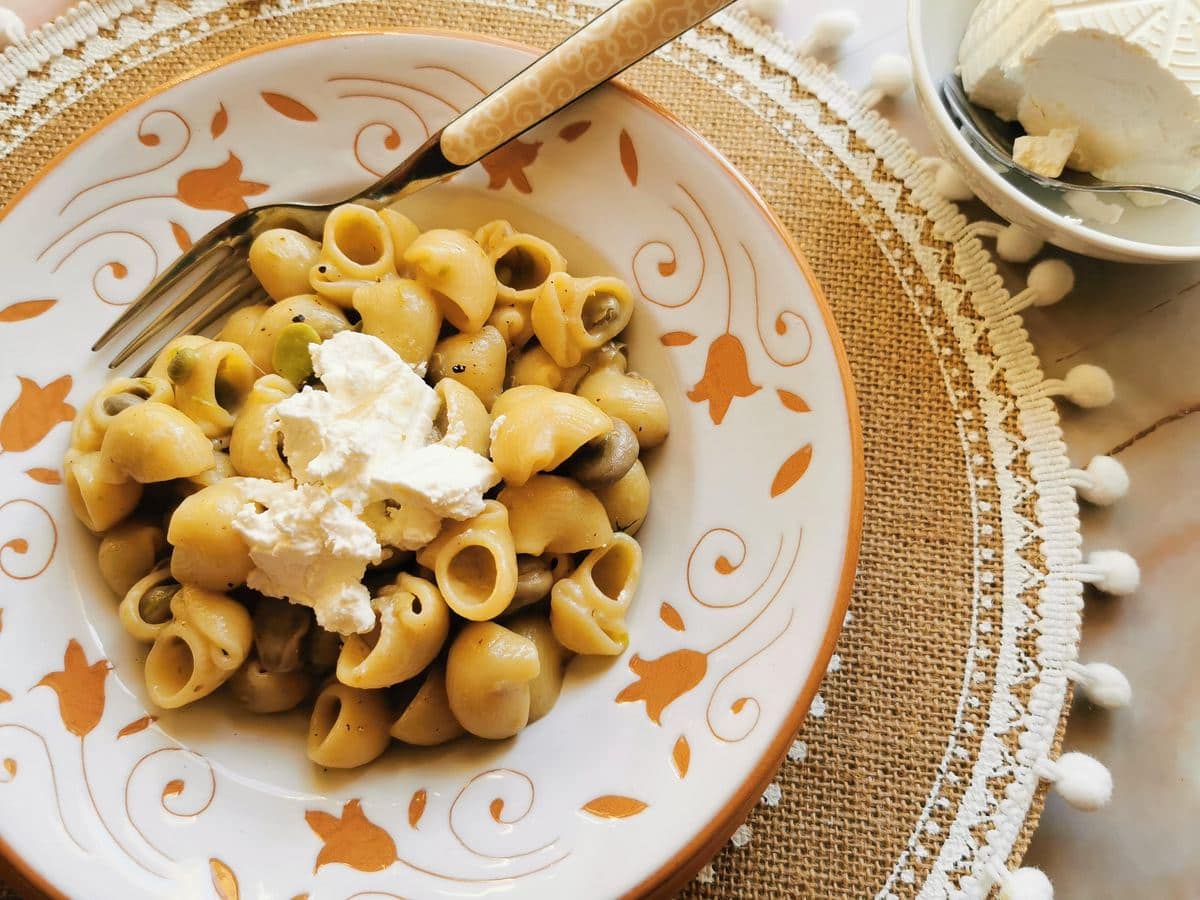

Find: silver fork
<box><xmin>940</xmin><ymin>74</ymin><xmax>1200</xmax><ymax>207</ymax></box>
<box><xmin>96</xmin><ymin>0</ymin><xmax>738</xmax><ymax>371</ymax></box>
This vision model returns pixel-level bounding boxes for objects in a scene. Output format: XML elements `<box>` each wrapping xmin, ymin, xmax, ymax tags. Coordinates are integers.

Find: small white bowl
<box><xmin>908</xmin><ymin>0</ymin><xmax>1200</xmax><ymax>263</ymax></box>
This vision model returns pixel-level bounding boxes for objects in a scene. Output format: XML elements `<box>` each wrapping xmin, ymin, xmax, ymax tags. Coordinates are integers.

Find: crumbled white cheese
<box><xmin>1064</xmin><ymin>191</ymin><xmax>1125</xmax><ymax>226</ymax></box>
<box><xmin>275</xmin><ymin>330</ymin><xmax>500</xmax><ymax>521</ymax></box>
<box><xmin>276</xmin><ymin>332</ymin><xmax>441</xmax><ymax>506</ymax></box>
<box><xmin>232</xmin><ymin>479</ymin><xmax>382</xmax><ymax>634</ymax></box>
<box><xmin>960</xmin><ymin>0</ymin><xmax>1200</xmax><ymax>189</ymax></box>
<box><xmin>232</xmin><ymin>332</ymin><xmax>502</xmax><ymax>633</ymax></box>
<box><xmin>1013</xmin><ymin>128</ymin><xmax>1076</xmax><ymax>178</ymax></box>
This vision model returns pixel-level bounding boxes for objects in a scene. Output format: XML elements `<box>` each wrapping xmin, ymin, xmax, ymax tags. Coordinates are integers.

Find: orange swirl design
<box><xmin>352</xmin><ymin>122</ymin><xmax>406</xmax><ymax>178</ymax></box>
<box><xmin>60</xmin><ymin>109</ymin><xmax>192</xmax><ymax>215</ymax></box>
<box><xmin>414</xmin><ymin>64</ymin><xmax>487</xmax><ymax>95</ymax></box>
<box><xmin>742</xmin><ymin>243</ymin><xmax>812</xmax><ymax>367</ymax></box>
<box><xmin>336</xmin><ymin>92</ymin><xmax>429</xmax><ymax>137</ymax></box>
<box><xmin>705</xmin><ymin>609</ymin><xmax>796</xmax><ymax>743</ymax></box>
<box><xmin>328</xmin><ymin>76</ymin><xmax>462</xmax><ymax>113</ymax></box>
<box><xmin>123</xmin><ymin>746</ymin><xmax>217</xmax><ymax>863</ymax></box>
<box><xmin>37</xmin><ymin>191</ymin><xmax>173</xmax><ymax>263</ymax></box>
<box><xmin>448</xmin><ymin>768</ymin><xmax>559</xmax><ymax>861</ymax></box>
<box><xmin>0</xmin><ymin>723</ymin><xmax>85</xmax><ymax>851</ymax></box>
<box><xmin>686</xmin><ymin>529</ymin><xmax>783</xmax><ymax>610</ymax></box>
<box><xmin>80</xmin><ymin>738</ymin><xmax>168</xmax><ymax>878</ymax></box>
<box><xmin>0</xmin><ymin>498</ymin><xmax>57</xmax><ymax>580</ymax></box>
<box><xmin>632</xmin><ymin>207</ymin><xmax>705</xmax><ymax>309</ymax></box>
<box><xmin>52</xmin><ymin>230</ymin><xmax>160</xmax><ymax>307</ymax></box>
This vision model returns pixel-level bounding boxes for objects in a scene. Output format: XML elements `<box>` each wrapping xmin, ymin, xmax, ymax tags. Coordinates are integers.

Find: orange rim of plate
<box><xmin>0</xmin><ymin>28</ymin><xmax>865</xmax><ymax>900</ymax></box>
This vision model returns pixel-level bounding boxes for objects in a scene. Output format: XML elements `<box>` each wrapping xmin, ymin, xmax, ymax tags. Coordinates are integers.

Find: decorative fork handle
<box><xmin>439</xmin><ymin>0</ymin><xmax>735</xmax><ymax>166</ymax></box>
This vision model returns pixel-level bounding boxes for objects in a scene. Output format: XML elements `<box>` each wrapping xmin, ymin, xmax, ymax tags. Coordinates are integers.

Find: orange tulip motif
<box><xmin>615</xmin><ymin>648</ymin><xmax>709</xmax><ymax>725</ymax></box>
<box><xmin>306</xmin><ymin>799</ymin><xmax>397</xmax><ymax>874</ymax></box>
<box><xmin>0</xmin><ymin>375</ymin><xmax>74</xmax><ymax>454</ymax></box>
<box><xmin>686</xmin><ymin>332</ymin><xmax>761</xmax><ymax>426</ymax></box>
<box><xmin>480</xmin><ymin>139</ymin><xmax>541</xmax><ymax>194</ymax></box>
<box><xmin>36</xmin><ymin>639</ymin><xmax>109</xmax><ymax>738</ymax></box>
<box><xmin>176</xmin><ymin>152</ymin><xmax>268</xmax><ymax>214</ymax></box>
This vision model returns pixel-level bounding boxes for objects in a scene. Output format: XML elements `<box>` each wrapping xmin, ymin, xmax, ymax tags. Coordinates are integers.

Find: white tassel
<box><xmin>1008</xmin><ymin>259</ymin><xmax>1075</xmax><ymax>312</ymax></box>
<box><xmin>1034</xmin><ymin>752</ymin><xmax>1113</xmax><ymax>810</ymax></box>
<box><xmin>798</xmin><ymin>10</ymin><xmax>860</xmax><ymax>54</ymax></box>
<box><xmin>964</xmin><ymin>221</ymin><xmax>1045</xmax><ymax>263</ymax></box>
<box><xmin>0</xmin><ymin>7</ymin><xmax>24</xmax><ymax>47</ymax></box>
<box><xmin>997</xmin><ymin>867</ymin><xmax>1055</xmax><ymax>900</ymax></box>
<box><xmin>1067</xmin><ymin>455</ymin><xmax>1130</xmax><ymax>506</ymax></box>
<box><xmin>1078</xmin><ymin>549</ymin><xmax>1141</xmax><ymax>596</ymax></box>
<box><xmin>743</xmin><ymin>0</ymin><xmax>785</xmax><ymax>22</ymax></box>
<box><xmin>1066</xmin><ymin>660</ymin><xmax>1132</xmax><ymax>709</ymax></box>
<box><xmin>995</xmin><ymin>224</ymin><xmax>1045</xmax><ymax>263</ymax></box>
<box><xmin>859</xmin><ymin>54</ymin><xmax>913</xmax><ymax>107</ymax></box>
<box><xmin>1040</xmin><ymin>364</ymin><xmax>1114</xmax><ymax>408</ymax></box>
<box><xmin>924</xmin><ymin>157</ymin><xmax>976</xmax><ymax>201</ymax></box>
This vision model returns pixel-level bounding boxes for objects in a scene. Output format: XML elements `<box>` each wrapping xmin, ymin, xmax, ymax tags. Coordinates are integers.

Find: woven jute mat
<box><xmin>0</xmin><ymin>1</ymin><xmax>1084</xmax><ymax>896</ymax></box>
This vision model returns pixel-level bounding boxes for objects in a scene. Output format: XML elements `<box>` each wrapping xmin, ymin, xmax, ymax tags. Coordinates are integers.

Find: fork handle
<box><xmin>439</xmin><ymin>0</ymin><xmax>734</xmax><ymax>166</ymax></box>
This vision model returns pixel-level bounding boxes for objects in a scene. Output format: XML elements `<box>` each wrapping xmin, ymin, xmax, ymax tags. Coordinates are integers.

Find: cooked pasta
<box><xmin>389</xmin><ymin>665</ymin><xmax>465</xmax><ymax>746</ymax></box>
<box><xmin>403</xmin><ymin>228</ymin><xmax>497</xmax><ymax>332</ymax></box>
<box><xmin>72</xmin><ymin>208</ymin><xmax>665</xmax><ymax>768</ymax></box>
<box><xmin>498</xmin><ymin>475</ymin><xmax>612</xmax><ymax>555</ymax></box>
<box><xmin>427</xmin><ymin>325</ymin><xmax>507</xmax><ymax>411</ymax></box>
<box><xmin>353</xmin><ymin>279</ymin><xmax>442</xmax><ymax>371</ymax></box>
<box><xmin>310</xmin><ymin>204</ymin><xmax>397</xmax><ymax>306</ymax></box>
<box><xmin>65</xmin><ymin>450</ymin><xmax>143</xmax><ymax>532</ymax></box>
<box><xmin>151</xmin><ymin>336</ymin><xmax>256</xmax><ymax>438</ymax></box>
<box><xmin>248</xmin><ymin>228</ymin><xmax>323</xmax><ymax>302</ymax></box>
<box><xmin>97</xmin><ymin>519</ymin><xmax>165</xmax><ymax>596</ymax></box>
<box><xmin>532</xmin><ymin>273</ymin><xmax>635</xmax><ymax>368</ymax></box>
<box><xmin>144</xmin><ymin>585</ymin><xmax>253</xmax><ymax>708</ymax></box>
<box><xmin>551</xmin><ymin>533</ymin><xmax>643</xmax><ymax>655</ymax></box>
<box><xmin>576</xmin><ymin>368</ymin><xmax>670</xmax><ymax>449</ymax></box>
<box><xmin>506</xmin><ymin>613</ymin><xmax>570</xmax><ymax>722</ymax></box>
<box><xmin>446</xmin><ymin>621</ymin><xmax>540</xmax><ymax>739</ymax></box>
<box><xmin>434</xmin><ymin>379</ymin><xmax>491</xmax><ymax>456</ymax></box>
<box><xmin>489</xmin><ymin>388</ymin><xmax>612</xmax><ymax>485</ymax></box>
<box><xmin>70</xmin><ymin>375</ymin><xmax>174</xmax><ymax>453</ymax></box>
<box><xmin>167</xmin><ymin>479</ymin><xmax>255</xmax><ymax>592</ymax></box>
<box><xmin>229</xmin><ymin>658</ymin><xmax>313</xmax><ymax>713</ymax></box>
<box><xmin>416</xmin><ymin>500</ymin><xmax>517</xmax><ymax>621</ymax></box>
<box><xmin>229</xmin><ymin>375</ymin><xmax>295</xmax><ymax>481</ymax></box>
<box><xmin>307</xmin><ymin>681</ymin><xmax>392</xmax><ymax>768</ymax></box>
<box><xmin>99</xmin><ymin>402</ymin><xmax>214</xmax><ymax>483</ymax></box>
<box><xmin>217</xmin><ymin>302</ymin><xmax>270</xmax><ymax>349</ymax></box>
<box><xmin>243</xmin><ymin>294</ymin><xmax>350</xmax><ymax>375</ymax></box>
<box><xmin>336</xmin><ymin>573</ymin><xmax>450</xmax><ymax>688</ymax></box>
<box><xmin>594</xmin><ymin>459</ymin><xmax>651</xmax><ymax>535</ymax></box>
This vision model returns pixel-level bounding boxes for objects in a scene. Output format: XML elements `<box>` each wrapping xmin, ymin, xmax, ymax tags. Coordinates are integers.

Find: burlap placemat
<box><xmin>0</xmin><ymin>1</ymin><xmax>1084</xmax><ymax>895</ymax></box>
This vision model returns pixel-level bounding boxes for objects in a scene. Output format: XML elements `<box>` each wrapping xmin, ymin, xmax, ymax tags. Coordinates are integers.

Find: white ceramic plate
<box><xmin>909</xmin><ymin>0</ymin><xmax>1200</xmax><ymax>263</ymax></box>
<box><xmin>0</xmin><ymin>31</ymin><xmax>861</xmax><ymax>899</ymax></box>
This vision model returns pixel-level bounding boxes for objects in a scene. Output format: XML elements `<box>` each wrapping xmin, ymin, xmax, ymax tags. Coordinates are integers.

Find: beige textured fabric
<box><xmin>0</xmin><ymin>1</ymin><xmax>1081</xmax><ymax>896</ymax></box>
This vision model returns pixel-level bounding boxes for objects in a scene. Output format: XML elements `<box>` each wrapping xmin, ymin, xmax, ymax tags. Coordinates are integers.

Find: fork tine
<box><xmin>92</xmin><ymin>243</ymin><xmax>229</xmax><ymax>352</ymax></box>
<box><xmin>129</xmin><ymin>276</ymin><xmax>262</xmax><ymax>377</ymax></box>
<box><xmin>108</xmin><ymin>252</ymin><xmax>246</xmax><ymax>369</ymax></box>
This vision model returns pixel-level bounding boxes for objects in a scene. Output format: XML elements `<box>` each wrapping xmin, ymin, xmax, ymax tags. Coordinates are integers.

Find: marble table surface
<box><xmin>1</xmin><ymin>0</ymin><xmax>1195</xmax><ymax>897</ymax></box>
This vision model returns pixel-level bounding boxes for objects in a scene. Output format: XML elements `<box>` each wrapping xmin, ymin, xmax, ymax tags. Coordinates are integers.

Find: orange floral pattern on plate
<box><xmin>176</xmin><ymin>152</ymin><xmax>268</xmax><ymax>213</ymax></box>
<box><xmin>0</xmin><ymin>375</ymin><xmax>74</xmax><ymax>454</ymax></box>
<box><xmin>36</xmin><ymin>640</ymin><xmax>109</xmax><ymax>738</ymax></box>
<box><xmin>306</xmin><ymin>800</ymin><xmax>398</xmax><ymax>874</ymax></box>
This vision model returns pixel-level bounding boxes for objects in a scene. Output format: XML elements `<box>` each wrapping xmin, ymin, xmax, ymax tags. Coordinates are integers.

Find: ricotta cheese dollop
<box><xmin>959</xmin><ymin>0</ymin><xmax>1200</xmax><ymax>189</ymax></box>
<box><xmin>232</xmin><ymin>331</ymin><xmax>501</xmax><ymax>634</ymax></box>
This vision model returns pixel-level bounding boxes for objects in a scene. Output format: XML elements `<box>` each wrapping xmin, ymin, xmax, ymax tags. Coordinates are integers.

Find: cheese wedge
<box><xmin>959</xmin><ymin>0</ymin><xmax>1200</xmax><ymax>189</ymax></box>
